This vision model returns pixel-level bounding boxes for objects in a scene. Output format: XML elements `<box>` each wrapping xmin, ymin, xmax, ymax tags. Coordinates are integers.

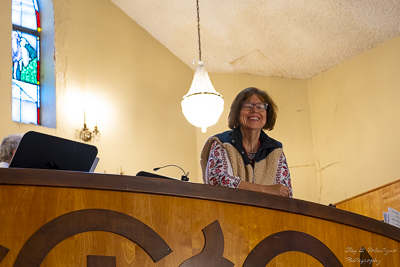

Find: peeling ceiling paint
<box><xmin>110</xmin><ymin>0</ymin><xmax>400</xmax><ymax>79</ymax></box>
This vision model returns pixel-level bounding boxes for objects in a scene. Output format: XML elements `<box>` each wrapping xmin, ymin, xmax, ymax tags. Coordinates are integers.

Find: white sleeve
<box><xmin>205</xmin><ymin>141</ymin><xmax>241</xmax><ymax>188</ymax></box>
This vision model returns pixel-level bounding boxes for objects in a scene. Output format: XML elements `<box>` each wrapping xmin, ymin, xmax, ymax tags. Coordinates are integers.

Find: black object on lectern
<box><xmin>136</xmin><ymin>171</ymin><xmax>174</xmax><ymax>180</ymax></box>
<box><xmin>9</xmin><ymin>131</ymin><xmax>98</xmax><ymax>172</ymax></box>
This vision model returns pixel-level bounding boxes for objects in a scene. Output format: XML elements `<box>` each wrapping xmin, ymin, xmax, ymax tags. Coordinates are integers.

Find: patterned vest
<box><xmin>200</xmin><ymin>128</ymin><xmax>283</xmax><ymax>185</ymax></box>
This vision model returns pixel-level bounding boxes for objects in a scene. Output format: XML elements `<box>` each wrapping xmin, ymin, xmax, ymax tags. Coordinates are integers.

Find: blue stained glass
<box><xmin>12</xmin><ymin>30</ymin><xmax>38</xmax><ymax>85</ymax></box>
<box><xmin>12</xmin><ymin>0</ymin><xmax>40</xmax><ymax>125</ymax></box>
<box><xmin>12</xmin><ymin>81</ymin><xmax>38</xmax><ymax>102</ymax></box>
<box><xmin>12</xmin><ymin>0</ymin><xmax>39</xmax><ymax>30</ymax></box>
<box><xmin>12</xmin><ymin>81</ymin><xmax>39</xmax><ymax>125</ymax></box>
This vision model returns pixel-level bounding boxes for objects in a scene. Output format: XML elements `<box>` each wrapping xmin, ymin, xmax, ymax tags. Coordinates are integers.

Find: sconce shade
<box><xmin>181</xmin><ymin>62</ymin><xmax>224</xmax><ymax>133</ymax></box>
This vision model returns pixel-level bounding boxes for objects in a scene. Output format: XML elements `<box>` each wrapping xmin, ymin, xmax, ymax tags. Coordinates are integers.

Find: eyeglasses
<box><xmin>242</xmin><ymin>102</ymin><xmax>268</xmax><ymax>111</ymax></box>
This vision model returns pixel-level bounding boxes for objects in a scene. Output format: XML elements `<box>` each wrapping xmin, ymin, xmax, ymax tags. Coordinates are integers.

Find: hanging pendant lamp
<box><xmin>181</xmin><ymin>0</ymin><xmax>224</xmax><ymax>133</ymax></box>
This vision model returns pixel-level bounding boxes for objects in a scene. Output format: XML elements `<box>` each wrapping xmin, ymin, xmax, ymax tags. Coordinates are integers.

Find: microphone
<box><xmin>153</xmin><ymin>165</ymin><xmax>189</xmax><ymax>181</ymax></box>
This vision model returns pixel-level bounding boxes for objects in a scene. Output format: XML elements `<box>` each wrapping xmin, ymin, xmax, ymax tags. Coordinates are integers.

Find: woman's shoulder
<box><xmin>214</xmin><ymin>130</ymin><xmax>233</xmax><ymax>143</ymax></box>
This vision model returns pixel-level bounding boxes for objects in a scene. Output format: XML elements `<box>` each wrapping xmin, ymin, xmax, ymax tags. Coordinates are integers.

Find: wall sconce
<box><xmin>79</xmin><ymin>124</ymin><xmax>100</xmax><ymax>142</ymax></box>
<box><xmin>78</xmin><ymin>111</ymin><xmax>100</xmax><ymax>142</ymax></box>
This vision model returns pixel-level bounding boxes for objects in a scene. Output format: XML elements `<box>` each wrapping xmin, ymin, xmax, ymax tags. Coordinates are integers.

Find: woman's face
<box><xmin>239</xmin><ymin>94</ymin><xmax>267</xmax><ymax>132</ymax></box>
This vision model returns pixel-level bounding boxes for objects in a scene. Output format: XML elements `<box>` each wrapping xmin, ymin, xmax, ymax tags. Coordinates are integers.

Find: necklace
<box><xmin>242</xmin><ymin>139</ymin><xmax>260</xmax><ymax>167</ymax></box>
<box><xmin>242</xmin><ymin>139</ymin><xmax>260</xmax><ymax>154</ymax></box>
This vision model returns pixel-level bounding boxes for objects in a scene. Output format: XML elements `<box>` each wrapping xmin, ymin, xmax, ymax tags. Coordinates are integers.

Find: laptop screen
<box><xmin>9</xmin><ymin>131</ymin><xmax>98</xmax><ymax>172</ymax></box>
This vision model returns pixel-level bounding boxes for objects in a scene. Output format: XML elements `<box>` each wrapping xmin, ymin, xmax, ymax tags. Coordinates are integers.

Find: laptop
<box><xmin>9</xmin><ymin>131</ymin><xmax>98</xmax><ymax>172</ymax></box>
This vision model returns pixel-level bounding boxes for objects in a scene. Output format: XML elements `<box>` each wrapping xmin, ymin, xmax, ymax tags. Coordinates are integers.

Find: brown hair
<box><xmin>228</xmin><ymin>87</ymin><xmax>278</xmax><ymax>130</ymax></box>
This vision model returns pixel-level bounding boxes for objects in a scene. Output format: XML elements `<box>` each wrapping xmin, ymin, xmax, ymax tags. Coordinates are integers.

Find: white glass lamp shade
<box><xmin>181</xmin><ymin>62</ymin><xmax>224</xmax><ymax>133</ymax></box>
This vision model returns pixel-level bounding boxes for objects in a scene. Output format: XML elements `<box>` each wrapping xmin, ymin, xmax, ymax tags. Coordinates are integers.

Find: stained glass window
<box><xmin>12</xmin><ymin>0</ymin><xmax>41</xmax><ymax>125</ymax></box>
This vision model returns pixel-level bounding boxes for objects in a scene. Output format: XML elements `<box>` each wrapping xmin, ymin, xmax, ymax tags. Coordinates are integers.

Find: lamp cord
<box><xmin>196</xmin><ymin>0</ymin><xmax>202</xmax><ymax>61</ymax></box>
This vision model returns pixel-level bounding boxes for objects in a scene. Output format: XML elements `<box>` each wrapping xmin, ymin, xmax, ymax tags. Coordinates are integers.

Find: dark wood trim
<box><xmin>243</xmin><ymin>231</ymin><xmax>343</xmax><ymax>267</ymax></box>
<box><xmin>13</xmin><ymin>209</ymin><xmax>172</xmax><ymax>266</ymax></box>
<box><xmin>0</xmin><ymin>245</ymin><xmax>9</xmax><ymax>263</ymax></box>
<box><xmin>1</xmin><ymin>168</ymin><xmax>399</xmax><ymax>243</ymax></box>
<box><xmin>179</xmin><ymin>221</ymin><xmax>234</xmax><ymax>266</ymax></box>
<box><xmin>87</xmin><ymin>255</ymin><xmax>116</xmax><ymax>267</ymax></box>
<box><xmin>359</xmin><ymin>246</ymin><xmax>373</xmax><ymax>267</ymax></box>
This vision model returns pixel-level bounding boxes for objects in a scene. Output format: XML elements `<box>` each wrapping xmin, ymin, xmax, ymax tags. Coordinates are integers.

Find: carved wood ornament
<box><xmin>1</xmin><ymin>209</ymin><xmax>348</xmax><ymax>266</ymax></box>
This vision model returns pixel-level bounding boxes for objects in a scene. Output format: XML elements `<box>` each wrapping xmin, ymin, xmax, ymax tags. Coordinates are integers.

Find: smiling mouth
<box><xmin>248</xmin><ymin>116</ymin><xmax>260</xmax><ymax>120</ymax></box>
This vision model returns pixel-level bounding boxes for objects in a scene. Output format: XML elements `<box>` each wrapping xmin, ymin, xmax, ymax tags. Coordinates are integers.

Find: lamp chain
<box><xmin>196</xmin><ymin>0</ymin><xmax>202</xmax><ymax>61</ymax></box>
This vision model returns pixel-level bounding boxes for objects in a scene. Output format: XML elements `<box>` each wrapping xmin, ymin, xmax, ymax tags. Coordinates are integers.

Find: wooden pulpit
<box><xmin>0</xmin><ymin>168</ymin><xmax>399</xmax><ymax>266</ymax></box>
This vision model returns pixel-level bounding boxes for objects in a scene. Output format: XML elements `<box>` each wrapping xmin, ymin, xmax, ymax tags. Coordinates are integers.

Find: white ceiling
<box><xmin>110</xmin><ymin>0</ymin><xmax>400</xmax><ymax>80</ymax></box>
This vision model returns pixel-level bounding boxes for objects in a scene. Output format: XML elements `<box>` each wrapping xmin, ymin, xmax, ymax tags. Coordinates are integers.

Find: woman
<box><xmin>200</xmin><ymin>87</ymin><xmax>292</xmax><ymax>198</ymax></box>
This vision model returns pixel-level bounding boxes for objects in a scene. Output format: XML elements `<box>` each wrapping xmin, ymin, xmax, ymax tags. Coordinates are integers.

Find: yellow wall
<box><xmin>2</xmin><ymin>0</ymin><xmax>399</xmax><ymax>204</ymax></box>
<box><xmin>1</xmin><ymin>0</ymin><xmax>198</xmax><ymax>179</ymax></box>
<box><xmin>308</xmin><ymin>35</ymin><xmax>400</xmax><ymax>204</ymax></box>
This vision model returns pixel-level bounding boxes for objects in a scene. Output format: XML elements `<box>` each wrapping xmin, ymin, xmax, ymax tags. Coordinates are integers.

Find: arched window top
<box><xmin>12</xmin><ymin>0</ymin><xmax>40</xmax><ymax>31</ymax></box>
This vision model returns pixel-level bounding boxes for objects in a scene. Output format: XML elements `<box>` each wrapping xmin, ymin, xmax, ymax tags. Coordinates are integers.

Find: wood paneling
<box><xmin>335</xmin><ymin>179</ymin><xmax>400</xmax><ymax>221</ymax></box>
